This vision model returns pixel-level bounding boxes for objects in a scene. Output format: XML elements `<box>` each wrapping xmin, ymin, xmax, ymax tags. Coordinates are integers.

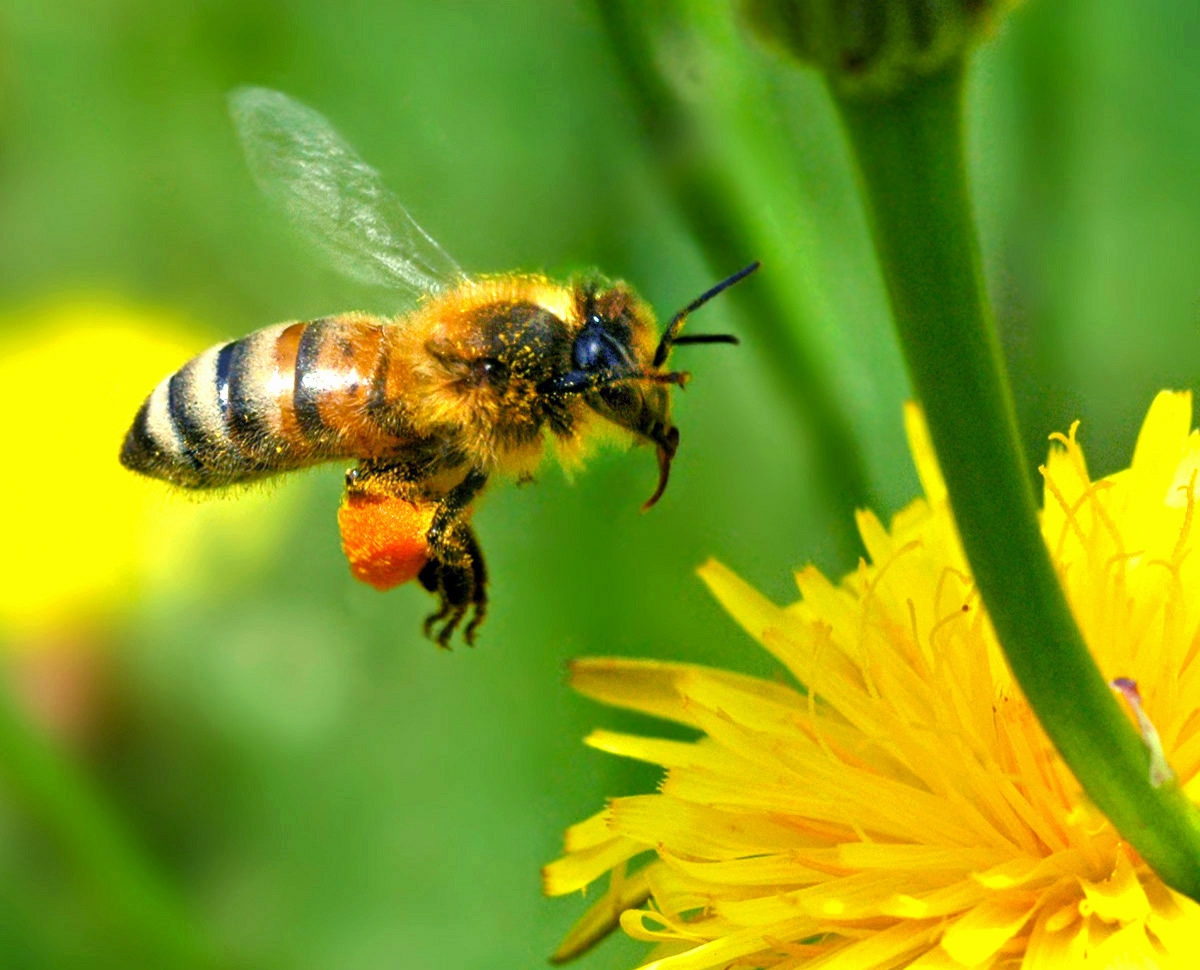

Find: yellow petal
<box><xmin>657</xmin><ymin>850</ymin><xmax>827</xmax><ymax>887</ymax></box>
<box><xmin>904</xmin><ymin>401</ymin><xmax>947</xmax><ymax>507</ymax></box>
<box><xmin>800</xmin><ymin>919</ymin><xmax>941</xmax><ymax>970</ymax></box>
<box><xmin>542</xmin><ymin>835</ymin><xmax>645</xmax><ymax>896</ymax></box>
<box><xmin>718</xmin><ymin>870</ymin><xmax>952</xmax><ymax>924</ymax></box>
<box><xmin>698</xmin><ymin>559</ymin><xmax>796</xmax><ymax>670</ymax></box>
<box><xmin>1144</xmin><ymin>881</ymin><xmax>1200</xmax><ymax>956</ymax></box>
<box><xmin>1084</xmin><ymin>920</ymin><xmax>1161</xmax><ymax>968</ymax></box>
<box><xmin>561</xmin><ymin>808</ymin><xmax>615</xmax><ymax>853</ymax></box>
<box><xmin>628</xmin><ymin>916</ymin><xmax>812</xmax><ymax>970</ymax></box>
<box><xmin>1127</xmin><ymin>391</ymin><xmax>1193</xmax><ymax>515</ymax></box>
<box><xmin>939</xmin><ymin>893</ymin><xmax>1038</xmax><ymax>964</ymax></box>
<box><xmin>569</xmin><ymin>657</ymin><xmax>799</xmax><ymax>727</ymax></box>
<box><xmin>879</xmin><ymin>877</ymin><xmax>990</xmax><ymax>919</ymax></box>
<box><xmin>1078</xmin><ymin>849</ymin><xmax>1150</xmax><ymax>924</ymax></box>
<box><xmin>569</xmin><ymin>658</ymin><xmax>704</xmax><ymax>726</ymax></box>
<box><xmin>973</xmin><ymin>852</ymin><xmax>1084</xmax><ymax>891</ymax></box>
<box><xmin>608</xmin><ymin>794</ymin><xmax>824</xmax><ymax>857</ymax></box>
<box><xmin>585</xmin><ymin>730</ymin><xmax>734</xmax><ymax>770</ymax></box>
<box><xmin>550</xmin><ymin>862</ymin><xmax>653</xmax><ymax>964</ymax></box>
<box><xmin>834</xmin><ymin>843</ymin><xmax>1006</xmax><ymax>873</ymax></box>
<box><xmin>904</xmin><ymin>944</ymin><xmax>962</xmax><ymax>968</ymax></box>
<box><xmin>1131</xmin><ymin>391</ymin><xmax>1192</xmax><ymax>485</ymax></box>
<box><xmin>855</xmin><ymin>508</ymin><xmax>894</xmax><ymax>567</ymax></box>
<box><xmin>1021</xmin><ymin>902</ymin><xmax>1087</xmax><ymax>968</ymax></box>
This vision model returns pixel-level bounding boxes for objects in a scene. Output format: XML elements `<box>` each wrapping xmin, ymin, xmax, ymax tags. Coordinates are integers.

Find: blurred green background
<box><xmin>1</xmin><ymin>1</ymin><xmax>1199</xmax><ymax>968</ymax></box>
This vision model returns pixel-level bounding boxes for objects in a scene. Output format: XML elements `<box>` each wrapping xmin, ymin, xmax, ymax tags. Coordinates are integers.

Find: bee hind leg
<box><xmin>418</xmin><ymin>558</ymin><xmax>470</xmax><ymax>648</ymax></box>
<box><xmin>461</xmin><ymin>526</ymin><xmax>488</xmax><ymax>645</ymax></box>
<box><xmin>418</xmin><ymin>524</ymin><xmax>488</xmax><ymax>648</ymax></box>
<box><xmin>426</xmin><ymin>468</ymin><xmax>488</xmax><ymax>563</ymax></box>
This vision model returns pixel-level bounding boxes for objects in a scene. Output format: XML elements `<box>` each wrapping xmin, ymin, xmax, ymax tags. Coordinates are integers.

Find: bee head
<box><xmin>565</xmin><ymin>282</ymin><xmax>684</xmax><ymax>510</ymax></box>
<box><xmin>551</xmin><ymin>264</ymin><xmax>756</xmax><ymax>509</ymax></box>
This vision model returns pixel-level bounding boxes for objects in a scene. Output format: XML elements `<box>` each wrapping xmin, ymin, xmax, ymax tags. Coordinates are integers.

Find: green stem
<box><xmin>833</xmin><ymin>61</ymin><xmax>1200</xmax><ymax>898</ymax></box>
<box><xmin>595</xmin><ymin>0</ymin><xmax>872</xmax><ymax>566</ymax></box>
<box><xmin>0</xmin><ymin>681</ymin><xmax>220</xmax><ymax>967</ymax></box>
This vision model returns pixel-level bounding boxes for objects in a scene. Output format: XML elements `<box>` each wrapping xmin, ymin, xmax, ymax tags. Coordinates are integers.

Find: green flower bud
<box><xmin>742</xmin><ymin>0</ymin><xmax>1022</xmax><ymax>97</ymax></box>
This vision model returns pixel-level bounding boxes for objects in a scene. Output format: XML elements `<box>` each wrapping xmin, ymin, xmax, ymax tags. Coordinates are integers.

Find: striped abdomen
<box><xmin>121</xmin><ymin>314</ymin><xmax>405</xmax><ymax>488</ymax></box>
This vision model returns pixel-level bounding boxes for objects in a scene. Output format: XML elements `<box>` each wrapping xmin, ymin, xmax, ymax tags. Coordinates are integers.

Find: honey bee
<box><xmin>120</xmin><ymin>88</ymin><xmax>757</xmax><ymax>646</ymax></box>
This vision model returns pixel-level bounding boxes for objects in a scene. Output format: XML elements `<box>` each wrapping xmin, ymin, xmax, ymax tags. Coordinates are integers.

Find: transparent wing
<box><xmin>229</xmin><ymin>86</ymin><xmax>466</xmax><ymax>296</ymax></box>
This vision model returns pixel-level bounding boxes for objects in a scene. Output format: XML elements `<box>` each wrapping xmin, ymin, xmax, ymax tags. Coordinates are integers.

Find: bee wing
<box><xmin>229</xmin><ymin>87</ymin><xmax>466</xmax><ymax>297</ymax></box>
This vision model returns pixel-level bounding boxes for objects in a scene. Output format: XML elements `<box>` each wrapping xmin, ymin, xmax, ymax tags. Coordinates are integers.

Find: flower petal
<box><xmin>625</xmin><ymin>916</ymin><xmax>813</xmax><ymax>970</ymax></box>
<box><xmin>543</xmin><ymin>834</ymin><xmax>645</xmax><ymax>896</ymax></box>
<box><xmin>904</xmin><ymin>401</ymin><xmax>947</xmax><ymax>507</ymax></box>
<box><xmin>939</xmin><ymin>893</ymin><xmax>1038</xmax><ymax>964</ymax></box>
<box><xmin>568</xmin><ymin>657</ymin><xmax>800</xmax><ymax>727</ymax></box>
<box><xmin>551</xmin><ymin>862</ymin><xmax>654</xmax><ymax>963</ymax></box>
<box><xmin>609</xmin><ymin>794</ymin><xmax>824</xmax><ymax>857</ymax></box>
<box><xmin>1078</xmin><ymin>849</ymin><xmax>1150</xmax><ymax>924</ymax></box>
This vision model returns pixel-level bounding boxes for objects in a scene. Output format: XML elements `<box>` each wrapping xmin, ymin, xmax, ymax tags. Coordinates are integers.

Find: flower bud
<box><xmin>742</xmin><ymin>0</ymin><xmax>1022</xmax><ymax>97</ymax></box>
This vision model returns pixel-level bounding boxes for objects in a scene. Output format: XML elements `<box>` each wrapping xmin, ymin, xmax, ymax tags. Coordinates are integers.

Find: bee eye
<box><xmin>573</xmin><ymin>321</ymin><xmax>627</xmax><ymax>372</ymax></box>
<box><xmin>474</xmin><ymin>356</ymin><xmax>509</xmax><ymax>386</ymax></box>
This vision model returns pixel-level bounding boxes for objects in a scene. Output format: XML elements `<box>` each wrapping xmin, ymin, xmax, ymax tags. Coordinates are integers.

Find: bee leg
<box><xmin>417</xmin><ymin>559</ymin><xmax>451</xmax><ymax>637</ymax></box>
<box><xmin>416</xmin><ymin>545</ymin><xmax>470</xmax><ymax>648</ymax></box>
<box><xmin>416</xmin><ymin>523</ymin><xmax>488</xmax><ymax>648</ymax></box>
<box><xmin>418</xmin><ymin>558</ymin><xmax>463</xmax><ymax>647</ymax></box>
<box><xmin>344</xmin><ymin>460</ymin><xmax>419</xmax><ymax>499</ymax></box>
<box><xmin>460</xmin><ymin>526</ymin><xmax>488</xmax><ymax>646</ymax></box>
<box><xmin>426</xmin><ymin>468</ymin><xmax>488</xmax><ymax>565</ymax></box>
<box><xmin>414</xmin><ymin>469</ymin><xmax>489</xmax><ymax>647</ymax></box>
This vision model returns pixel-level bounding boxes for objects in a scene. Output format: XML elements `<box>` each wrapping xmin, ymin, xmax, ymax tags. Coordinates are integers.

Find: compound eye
<box><xmin>472</xmin><ymin>356</ymin><xmax>509</xmax><ymax>387</ymax></box>
<box><xmin>573</xmin><ymin>320</ymin><xmax>626</xmax><ymax>372</ymax></box>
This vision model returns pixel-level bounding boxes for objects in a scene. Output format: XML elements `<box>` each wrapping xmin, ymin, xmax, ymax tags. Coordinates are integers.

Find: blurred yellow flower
<box><xmin>545</xmin><ymin>391</ymin><xmax>1200</xmax><ymax>969</ymax></box>
<box><xmin>0</xmin><ymin>300</ymin><xmax>292</xmax><ymax>643</ymax></box>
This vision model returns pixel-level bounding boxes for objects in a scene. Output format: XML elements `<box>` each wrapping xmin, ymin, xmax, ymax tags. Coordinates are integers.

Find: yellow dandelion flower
<box><xmin>0</xmin><ymin>300</ymin><xmax>294</xmax><ymax>644</ymax></box>
<box><xmin>545</xmin><ymin>390</ymin><xmax>1200</xmax><ymax>969</ymax></box>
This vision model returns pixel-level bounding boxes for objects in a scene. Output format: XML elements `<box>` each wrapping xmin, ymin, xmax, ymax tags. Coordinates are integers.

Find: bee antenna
<box><xmin>654</xmin><ymin>261</ymin><xmax>759</xmax><ymax>368</ymax></box>
<box><xmin>670</xmin><ymin>333</ymin><xmax>740</xmax><ymax>348</ymax></box>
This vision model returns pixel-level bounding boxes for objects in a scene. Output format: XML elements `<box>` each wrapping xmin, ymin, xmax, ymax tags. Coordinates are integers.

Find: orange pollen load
<box><xmin>337</xmin><ymin>491</ymin><xmax>437</xmax><ymax>591</ymax></box>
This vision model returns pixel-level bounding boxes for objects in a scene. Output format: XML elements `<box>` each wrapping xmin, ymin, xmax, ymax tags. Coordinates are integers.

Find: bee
<box><xmin>120</xmin><ymin>88</ymin><xmax>757</xmax><ymax>646</ymax></box>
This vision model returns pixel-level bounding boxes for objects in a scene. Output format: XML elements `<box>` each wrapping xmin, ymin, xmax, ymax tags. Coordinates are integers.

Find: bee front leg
<box><xmin>418</xmin><ymin>524</ymin><xmax>488</xmax><ymax>648</ymax></box>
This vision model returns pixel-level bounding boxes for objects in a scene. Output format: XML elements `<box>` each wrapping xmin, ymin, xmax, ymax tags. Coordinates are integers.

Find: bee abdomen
<box><xmin>120</xmin><ymin>338</ymin><xmax>267</xmax><ymax>488</ymax></box>
<box><xmin>121</xmin><ymin>316</ymin><xmax>400</xmax><ymax>488</ymax></box>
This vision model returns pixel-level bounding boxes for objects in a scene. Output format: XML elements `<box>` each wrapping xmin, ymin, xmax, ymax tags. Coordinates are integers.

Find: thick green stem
<box><xmin>833</xmin><ymin>61</ymin><xmax>1200</xmax><ymax>898</ymax></box>
<box><xmin>0</xmin><ymin>681</ymin><xmax>220</xmax><ymax>967</ymax></box>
